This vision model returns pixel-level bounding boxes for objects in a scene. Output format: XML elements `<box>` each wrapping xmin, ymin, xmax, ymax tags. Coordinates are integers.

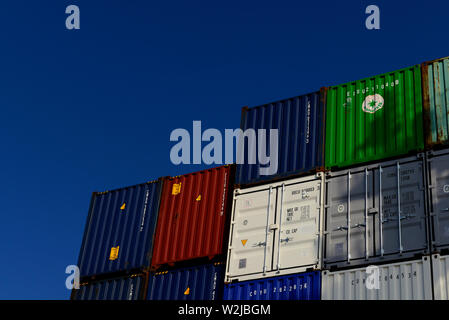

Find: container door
<box><xmin>325</xmin><ymin>170</ymin><xmax>374</xmax><ymax>264</ymax></box>
<box><xmin>376</xmin><ymin>161</ymin><xmax>427</xmax><ymax>255</ymax></box>
<box><xmin>428</xmin><ymin>154</ymin><xmax>449</xmax><ymax>249</ymax></box>
<box><xmin>228</xmin><ymin>187</ymin><xmax>276</xmax><ymax>278</ymax></box>
<box><xmin>274</xmin><ymin>180</ymin><xmax>321</xmax><ymax>271</ymax></box>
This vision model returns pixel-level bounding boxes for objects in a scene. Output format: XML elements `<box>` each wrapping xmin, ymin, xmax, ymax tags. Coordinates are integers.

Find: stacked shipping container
<box><xmin>225</xmin><ymin>92</ymin><xmax>326</xmax><ymax>300</ymax></box>
<box><xmin>151</xmin><ymin>166</ymin><xmax>233</xmax><ymax>269</ymax></box>
<box><xmin>73</xmin><ymin>55</ymin><xmax>449</xmax><ymax>300</ymax></box>
<box><xmin>147</xmin><ymin>263</ymin><xmax>225</xmax><ymax>300</ymax></box>
<box><xmin>321</xmin><ymin>63</ymin><xmax>430</xmax><ymax>300</ymax></box>
<box><xmin>325</xmin><ymin>65</ymin><xmax>425</xmax><ymax>170</ymax></box>
<box><xmin>77</xmin><ymin>179</ymin><xmax>165</xmax><ymax>279</ymax></box>
<box><xmin>146</xmin><ymin>165</ymin><xmax>233</xmax><ymax>301</ymax></box>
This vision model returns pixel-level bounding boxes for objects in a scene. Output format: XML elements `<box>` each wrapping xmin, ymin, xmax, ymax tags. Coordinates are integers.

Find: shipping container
<box><xmin>235</xmin><ymin>90</ymin><xmax>326</xmax><ymax>187</ymax></box>
<box><xmin>147</xmin><ymin>263</ymin><xmax>224</xmax><ymax>300</ymax></box>
<box><xmin>431</xmin><ymin>254</ymin><xmax>449</xmax><ymax>300</ymax></box>
<box><xmin>425</xmin><ymin>149</ymin><xmax>449</xmax><ymax>252</ymax></box>
<box><xmin>324</xmin><ymin>154</ymin><xmax>429</xmax><ymax>270</ymax></box>
<box><xmin>151</xmin><ymin>165</ymin><xmax>233</xmax><ymax>269</ymax></box>
<box><xmin>325</xmin><ymin>65</ymin><xmax>424</xmax><ymax>169</ymax></box>
<box><xmin>422</xmin><ymin>56</ymin><xmax>449</xmax><ymax>148</ymax></box>
<box><xmin>226</xmin><ymin>173</ymin><xmax>324</xmax><ymax>283</ymax></box>
<box><xmin>223</xmin><ymin>271</ymin><xmax>320</xmax><ymax>300</ymax></box>
<box><xmin>77</xmin><ymin>179</ymin><xmax>164</xmax><ymax>278</ymax></box>
<box><xmin>71</xmin><ymin>274</ymin><xmax>145</xmax><ymax>300</ymax></box>
<box><xmin>322</xmin><ymin>256</ymin><xmax>432</xmax><ymax>300</ymax></box>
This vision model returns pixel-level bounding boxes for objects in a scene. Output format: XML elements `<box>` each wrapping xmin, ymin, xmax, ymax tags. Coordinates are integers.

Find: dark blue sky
<box><xmin>0</xmin><ymin>0</ymin><xmax>447</xmax><ymax>299</ymax></box>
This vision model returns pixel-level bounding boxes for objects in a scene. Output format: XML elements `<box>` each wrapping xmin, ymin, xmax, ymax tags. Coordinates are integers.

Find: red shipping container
<box><xmin>151</xmin><ymin>165</ymin><xmax>234</xmax><ymax>269</ymax></box>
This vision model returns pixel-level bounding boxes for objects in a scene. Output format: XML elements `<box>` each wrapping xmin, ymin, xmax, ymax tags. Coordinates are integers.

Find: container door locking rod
<box><xmin>263</xmin><ymin>186</ymin><xmax>273</xmax><ymax>275</ymax></box>
<box><xmin>365</xmin><ymin>168</ymin><xmax>369</xmax><ymax>260</ymax></box>
<box><xmin>347</xmin><ymin>171</ymin><xmax>351</xmax><ymax>263</ymax></box>
<box><xmin>276</xmin><ymin>184</ymin><xmax>285</xmax><ymax>273</ymax></box>
<box><xmin>397</xmin><ymin>162</ymin><xmax>403</xmax><ymax>254</ymax></box>
<box><xmin>379</xmin><ymin>166</ymin><xmax>384</xmax><ymax>256</ymax></box>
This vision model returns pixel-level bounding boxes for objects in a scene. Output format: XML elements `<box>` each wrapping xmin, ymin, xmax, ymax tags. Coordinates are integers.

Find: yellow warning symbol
<box><xmin>196</xmin><ymin>195</ymin><xmax>201</xmax><ymax>201</ymax></box>
<box><xmin>109</xmin><ymin>246</ymin><xmax>120</xmax><ymax>260</ymax></box>
<box><xmin>241</xmin><ymin>239</ymin><xmax>248</xmax><ymax>246</ymax></box>
<box><xmin>120</xmin><ymin>203</ymin><xmax>126</xmax><ymax>210</ymax></box>
<box><xmin>172</xmin><ymin>183</ymin><xmax>182</xmax><ymax>195</ymax></box>
<box><xmin>184</xmin><ymin>287</ymin><xmax>190</xmax><ymax>295</ymax></box>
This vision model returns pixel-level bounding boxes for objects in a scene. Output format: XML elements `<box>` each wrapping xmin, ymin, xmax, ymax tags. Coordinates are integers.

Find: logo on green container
<box><xmin>362</xmin><ymin>94</ymin><xmax>384</xmax><ymax>113</ymax></box>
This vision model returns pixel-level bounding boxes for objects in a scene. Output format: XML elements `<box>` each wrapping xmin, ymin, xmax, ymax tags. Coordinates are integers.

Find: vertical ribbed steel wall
<box><xmin>235</xmin><ymin>90</ymin><xmax>325</xmax><ymax>187</ymax></box>
<box><xmin>422</xmin><ymin>56</ymin><xmax>449</xmax><ymax>148</ymax></box>
<box><xmin>147</xmin><ymin>263</ymin><xmax>225</xmax><ymax>300</ymax></box>
<box><xmin>322</xmin><ymin>257</ymin><xmax>432</xmax><ymax>300</ymax></box>
<box><xmin>223</xmin><ymin>272</ymin><xmax>321</xmax><ymax>300</ymax></box>
<box><xmin>325</xmin><ymin>65</ymin><xmax>424</xmax><ymax>169</ymax></box>
<box><xmin>151</xmin><ymin>166</ymin><xmax>233</xmax><ymax>269</ymax></box>
<box><xmin>323</xmin><ymin>154</ymin><xmax>429</xmax><ymax>270</ymax></box>
<box><xmin>431</xmin><ymin>254</ymin><xmax>449</xmax><ymax>300</ymax></box>
<box><xmin>77</xmin><ymin>179</ymin><xmax>164</xmax><ymax>278</ymax></box>
<box><xmin>72</xmin><ymin>275</ymin><xmax>145</xmax><ymax>300</ymax></box>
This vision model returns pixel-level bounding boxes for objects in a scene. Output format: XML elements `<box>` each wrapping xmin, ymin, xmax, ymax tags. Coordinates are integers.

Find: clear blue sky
<box><xmin>0</xmin><ymin>0</ymin><xmax>447</xmax><ymax>299</ymax></box>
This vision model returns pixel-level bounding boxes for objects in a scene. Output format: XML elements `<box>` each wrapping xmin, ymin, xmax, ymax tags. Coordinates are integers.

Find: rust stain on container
<box><xmin>151</xmin><ymin>165</ymin><xmax>234</xmax><ymax>269</ymax></box>
<box><xmin>422</xmin><ymin>56</ymin><xmax>449</xmax><ymax>148</ymax></box>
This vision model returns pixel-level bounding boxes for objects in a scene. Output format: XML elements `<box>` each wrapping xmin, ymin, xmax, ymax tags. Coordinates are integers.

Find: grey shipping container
<box><xmin>77</xmin><ymin>179</ymin><xmax>164</xmax><ymax>278</ymax></box>
<box><xmin>322</xmin><ymin>256</ymin><xmax>432</xmax><ymax>300</ymax></box>
<box><xmin>431</xmin><ymin>253</ymin><xmax>449</xmax><ymax>300</ymax></box>
<box><xmin>426</xmin><ymin>149</ymin><xmax>449</xmax><ymax>252</ymax></box>
<box><xmin>324</xmin><ymin>154</ymin><xmax>430</xmax><ymax>270</ymax></box>
<box><xmin>71</xmin><ymin>274</ymin><xmax>145</xmax><ymax>300</ymax></box>
<box><xmin>235</xmin><ymin>90</ymin><xmax>326</xmax><ymax>187</ymax></box>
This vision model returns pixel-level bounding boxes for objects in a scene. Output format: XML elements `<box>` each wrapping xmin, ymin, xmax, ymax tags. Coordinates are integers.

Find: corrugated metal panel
<box><xmin>77</xmin><ymin>179</ymin><xmax>164</xmax><ymax>278</ymax></box>
<box><xmin>325</xmin><ymin>65</ymin><xmax>424</xmax><ymax>169</ymax></box>
<box><xmin>324</xmin><ymin>154</ymin><xmax>429</xmax><ymax>270</ymax></box>
<box><xmin>151</xmin><ymin>166</ymin><xmax>233</xmax><ymax>268</ymax></box>
<box><xmin>147</xmin><ymin>263</ymin><xmax>225</xmax><ymax>300</ymax></box>
<box><xmin>422</xmin><ymin>57</ymin><xmax>449</xmax><ymax>148</ymax></box>
<box><xmin>426</xmin><ymin>149</ymin><xmax>449</xmax><ymax>252</ymax></box>
<box><xmin>235</xmin><ymin>90</ymin><xmax>325</xmax><ymax>187</ymax></box>
<box><xmin>223</xmin><ymin>271</ymin><xmax>321</xmax><ymax>300</ymax></box>
<box><xmin>322</xmin><ymin>256</ymin><xmax>432</xmax><ymax>300</ymax></box>
<box><xmin>226</xmin><ymin>173</ymin><xmax>324</xmax><ymax>283</ymax></box>
<box><xmin>72</xmin><ymin>275</ymin><xmax>144</xmax><ymax>300</ymax></box>
<box><xmin>431</xmin><ymin>254</ymin><xmax>449</xmax><ymax>300</ymax></box>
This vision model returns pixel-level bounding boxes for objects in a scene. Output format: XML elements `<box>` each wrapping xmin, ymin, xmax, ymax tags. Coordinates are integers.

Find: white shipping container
<box><xmin>431</xmin><ymin>254</ymin><xmax>449</xmax><ymax>300</ymax></box>
<box><xmin>322</xmin><ymin>257</ymin><xmax>432</xmax><ymax>300</ymax></box>
<box><xmin>225</xmin><ymin>173</ymin><xmax>324</xmax><ymax>283</ymax></box>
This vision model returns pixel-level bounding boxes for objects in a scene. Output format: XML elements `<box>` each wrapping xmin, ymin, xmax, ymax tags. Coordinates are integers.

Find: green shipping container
<box><xmin>325</xmin><ymin>65</ymin><xmax>424</xmax><ymax>169</ymax></box>
<box><xmin>422</xmin><ymin>56</ymin><xmax>449</xmax><ymax>148</ymax></box>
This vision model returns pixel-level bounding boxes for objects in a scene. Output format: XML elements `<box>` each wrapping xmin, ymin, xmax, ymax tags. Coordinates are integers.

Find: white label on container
<box><xmin>337</xmin><ymin>204</ymin><xmax>345</xmax><ymax>213</ymax></box>
<box><xmin>443</xmin><ymin>185</ymin><xmax>449</xmax><ymax>193</ymax></box>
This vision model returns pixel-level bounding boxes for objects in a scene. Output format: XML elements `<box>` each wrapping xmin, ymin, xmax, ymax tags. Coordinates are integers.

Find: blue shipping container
<box><xmin>147</xmin><ymin>263</ymin><xmax>225</xmax><ymax>300</ymax></box>
<box><xmin>77</xmin><ymin>179</ymin><xmax>164</xmax><ymax>278</ymax></box>
<box><xmin>223</xmin><ymin>271</ymin><xmax>321</xmax><ymax>300</ymax></box>
<box><xmin>235</xmin><ymin>90</ymin><xmax>325</xmax><ymax>186</ymax></box>
<box><xmin>72</xmin><ymin>275</ymin><xmax>144</xmax><ymax>300</ymax></box>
